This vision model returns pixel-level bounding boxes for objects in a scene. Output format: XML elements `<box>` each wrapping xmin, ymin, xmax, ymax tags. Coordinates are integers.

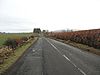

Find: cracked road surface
<box><xmin>4</xmin><ymin>37</ymin><xmax>100</xmax><ymax>75</ymax></box>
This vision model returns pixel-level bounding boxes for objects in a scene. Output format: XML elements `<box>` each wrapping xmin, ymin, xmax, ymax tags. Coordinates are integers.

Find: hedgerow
<box><xmin>49</xmin><ymin>29</ymin><xmax>100</xmax><ymax>49</ymax></box>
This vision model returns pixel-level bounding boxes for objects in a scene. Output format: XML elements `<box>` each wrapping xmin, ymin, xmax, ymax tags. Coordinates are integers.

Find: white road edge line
<box><xmin>46</xmin><ymin>39</ymin><xmax>87</xmax><ymax>75</ymax></box>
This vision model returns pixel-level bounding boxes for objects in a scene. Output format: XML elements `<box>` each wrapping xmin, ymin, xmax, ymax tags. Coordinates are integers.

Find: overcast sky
<box><xmin>0</xmin><ymin>0</ymin><xmax>100</xmax><ymax>32</ymax></box>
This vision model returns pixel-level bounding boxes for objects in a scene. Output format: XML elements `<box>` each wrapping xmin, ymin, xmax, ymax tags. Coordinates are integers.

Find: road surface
<box><xmin>3</xmin><ymin>37</ymin><xmax>100</xmax><ymax>75</ymax></box>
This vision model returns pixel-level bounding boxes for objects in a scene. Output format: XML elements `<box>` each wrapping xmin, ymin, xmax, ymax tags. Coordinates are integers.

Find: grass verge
<box><xmin>0</xmin><ymin>37</ymin><xmax>38</xmax><ymax>74</ymax></box>
<box><xmin>55</xmin><ymin>38</ymin><xmax>100</xmax><ymax>56</ymax></box>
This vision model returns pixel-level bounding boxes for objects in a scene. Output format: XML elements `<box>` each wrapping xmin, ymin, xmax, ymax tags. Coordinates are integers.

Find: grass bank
<box><xmin>0</xmin><ymin>37</ymin><xmax>38</xmax><ymax>74</ymax></box>
<box><xmin>0</xmin><ymin>33</ymin><xmax>32</xmax><ymax>46</ymax></box>
<box><xmin>54</xmin><ymin>38</ymin><xmax>100</xmax><ymax>56</ymax></box>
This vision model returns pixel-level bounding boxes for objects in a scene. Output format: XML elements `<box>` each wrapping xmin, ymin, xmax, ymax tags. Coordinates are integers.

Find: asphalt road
<box><xmin>3</xmin><ymin>37</ymin><xmax>100</xmax><ymax>75</ymax></box>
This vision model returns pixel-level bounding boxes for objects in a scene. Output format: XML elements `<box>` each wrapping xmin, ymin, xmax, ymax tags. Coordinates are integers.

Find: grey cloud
<box><xmin>0</xmin><ymin>17</ymin><xmax>33</xmax><ymax>25</ymax></box>
<box><xmin>0</xmin><ymin>17</ymin><xmax>33</xmax><ymax>32</ymax></box>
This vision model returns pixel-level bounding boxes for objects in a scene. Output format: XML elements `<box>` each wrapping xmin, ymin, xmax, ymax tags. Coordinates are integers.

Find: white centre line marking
<box><xmin>78</xmin><ymin>68</ymin><xmax>87</xmax><ymax>75</ymax></box>
<box><xmin>63</xmin><ymin>55</ymin><xmax>70</xmax><ymax>61</ymax></box>
<box><xmin>46</xmin><ymin>39</ymin><xmax>62</xmax><ymax>55</ymax></box>
<box><xmin>33</xmin><ymin>49</ymin><xmax>36</xmax><ymax>52</ymax></box>
<box><xmin>63</xmin><ymin>55</ymin><xmax>86</xmax><ymax>75</ymax></box>
<box><xmin>46</xmin><ymin>39</ymin><xmax>87</xmax><ymax>75</ymax></box>
<box><xmin>42</xmin><ymin>72</ymin><xmax>43</xmax><ymax>75</ymax></box>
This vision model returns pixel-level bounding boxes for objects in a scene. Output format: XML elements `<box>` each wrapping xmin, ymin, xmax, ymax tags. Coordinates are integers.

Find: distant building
<box><xmin>33</xmin><ymin>28</ymin><xmax>41</xmax><ymax>33</ymax></box>
<box><xmin>43</xmin><ymin>30</ymin><xmax>46</xmax><ymax>33</ymax></box>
